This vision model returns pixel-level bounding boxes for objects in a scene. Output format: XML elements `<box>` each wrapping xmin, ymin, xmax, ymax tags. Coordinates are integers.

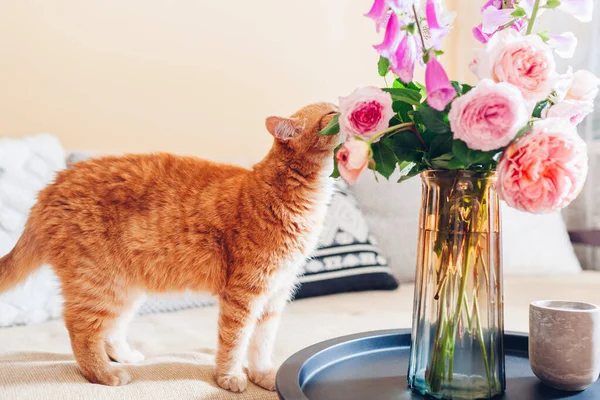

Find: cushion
<box><xmin>0</xmin><ymin>134</ymin><xmax>66</xmax><ymax>327</ymax></box>
<box><xmin>351</xmin><ymin>169</ymin><xmax>581</xmax><ymax>282</ymax></box>
<box><xmin>294</xmin><ymin>181</ymin><xmax>398</xmax><ymax>299</ymax></box>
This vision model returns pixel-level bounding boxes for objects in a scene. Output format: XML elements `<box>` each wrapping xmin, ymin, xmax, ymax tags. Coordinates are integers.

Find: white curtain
<box><xmin>539</xmin><ymin>9</ymin><xmax>600</xmax><ymax>270</ymax></box>
<box><xmin>450</xmin><ymin>2</ymin><xmax>600</xmax><ymax>270</ymax></box>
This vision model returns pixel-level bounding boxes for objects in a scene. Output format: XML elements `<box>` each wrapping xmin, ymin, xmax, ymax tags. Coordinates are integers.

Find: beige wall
<box><xmin>0</xmin><ymin>1</ymin><xmax>478</xmax><ymax>160</ymax></box>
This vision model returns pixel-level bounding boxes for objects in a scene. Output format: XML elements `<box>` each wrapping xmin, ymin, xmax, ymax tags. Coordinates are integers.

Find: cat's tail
<box><xmin>0</xmin><ymin>226</ymin><xmax>43</xmax><ymax>293</ymax></box>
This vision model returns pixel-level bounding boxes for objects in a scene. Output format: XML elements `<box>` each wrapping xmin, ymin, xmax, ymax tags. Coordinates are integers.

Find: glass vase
<box><xmin>407</xmin><ymin>170</ymin><xmax>505</xmax><ymax>400</ymax></box>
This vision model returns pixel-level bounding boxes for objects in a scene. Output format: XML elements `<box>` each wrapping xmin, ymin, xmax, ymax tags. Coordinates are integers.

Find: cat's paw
<box><xmin>248</xmin><ymin>368</ymin><xmax>277</xmax><ymax>391</ymax></box>
<box><xmin>87</xmin><ymin>366</ymin><xmax>131</xmax><ymax>386</ymax></box>
<box><xmin>119</xmin><ymin>349</ymin><xmax>145</xmax><ymax>364</ymax></box>
<box><xmin>107</xmin><ymin>343</ymin><xmax>145</xmax><ymax>364</ymax></box>
<box><xmin>216</xmin><ymin>373</ymin><xmax>248</xmax><ymax>392</ymax></box>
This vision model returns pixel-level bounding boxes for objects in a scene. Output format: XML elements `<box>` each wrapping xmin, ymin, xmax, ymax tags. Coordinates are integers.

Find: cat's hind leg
<box><xmin>105</xmin><ymin>292</ymin><xmax>146</xmax><ymax>364</ymax></box>
<box><xmin>62</xmin><ymin>281</ymin><xmax>135</xmax><ymax>386</ymax></box>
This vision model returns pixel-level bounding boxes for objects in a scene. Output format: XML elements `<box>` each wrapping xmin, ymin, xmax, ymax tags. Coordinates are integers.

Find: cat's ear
<box><xmin>265</xmin><ymin>117</ymin><xmax>304</xmax><ymax>141</ymax></box>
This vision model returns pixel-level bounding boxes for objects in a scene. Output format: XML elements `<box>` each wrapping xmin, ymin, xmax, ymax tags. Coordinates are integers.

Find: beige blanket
<box><xmin>1</xmin><ymin>273</ymin><xmax>600</xmax><ymax>399</ymax></box>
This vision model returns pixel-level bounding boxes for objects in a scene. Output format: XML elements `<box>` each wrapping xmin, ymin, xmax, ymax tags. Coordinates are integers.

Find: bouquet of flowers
<box><xmin>321</xmin><ymin>0</ymin><xmax>594</xmax><ymax>215</ymax></box>
<box><xmin>320</xmin><ymin>0</ymin><xmax>596</xmax><ymax>397</ymax></box>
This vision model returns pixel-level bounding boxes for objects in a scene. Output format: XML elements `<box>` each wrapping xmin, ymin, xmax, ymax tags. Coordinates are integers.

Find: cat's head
<box><xmin>265</xmin><ymin>102</ymin><xmax>340</xmax><ymax>156</ymax></box>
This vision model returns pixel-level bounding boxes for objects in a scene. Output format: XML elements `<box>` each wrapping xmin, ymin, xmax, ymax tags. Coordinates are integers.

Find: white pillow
<box><xmin>0</xmin><ymin>134</ymin><xmax>66</xmax><ymax>327</ymax></box>
<box><xmin>351</xmin><ymin>170</ymin><xmax>581</xmax><ymax>283</ymax></box>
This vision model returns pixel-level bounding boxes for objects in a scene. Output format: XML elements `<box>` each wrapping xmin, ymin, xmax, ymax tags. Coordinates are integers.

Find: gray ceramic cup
<box><xmin>529</xmin><ymin>300</ymin><xmax>600</xmax><ymax>391</ymax></box>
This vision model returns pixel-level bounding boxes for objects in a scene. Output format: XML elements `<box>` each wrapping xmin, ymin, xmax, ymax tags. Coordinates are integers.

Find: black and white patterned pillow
<box><xmin>294</xmin><ymin>181</ymin><xmax>399</xmax><ymax>299</ymax></box>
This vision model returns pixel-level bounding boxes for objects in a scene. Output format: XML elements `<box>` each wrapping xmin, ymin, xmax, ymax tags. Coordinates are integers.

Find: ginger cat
<box><xmin>0</xmin><ymin>102</ymin><xmax>339</xmax><ymax>392</ymax></box>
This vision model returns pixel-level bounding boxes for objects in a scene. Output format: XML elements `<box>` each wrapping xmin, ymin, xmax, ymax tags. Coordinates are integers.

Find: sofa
<box><xmin>1</xmin><ymin>136</ymin><xmax>599</xmax><ymax>399</ymax></box>
<box><xmin>2</xmin><ymin>274</ymin><xmax>600</xmax><ymax>400</ymax></box>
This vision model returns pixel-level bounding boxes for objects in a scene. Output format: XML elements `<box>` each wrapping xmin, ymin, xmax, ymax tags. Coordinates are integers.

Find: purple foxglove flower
<box><xmin>483</xmin><ymin>0</ymin><xmax>502</xmax><ymax>9</ymax></box>
<box><xmin>473</xmin><ymin>24</ymin><xmax>493</xmax><ymax>44</ymax></box>
<box><xmin>388</xmin><ymin>0</ymin><xmax>417</xmax><ymax>13</ymax></box>
<box><xmin>373</xmin><ymin>12</ymin><xmax>403</xmax><ymax>61</ymax></box>
<box><xmin>391</xmin><ymin>34</ymin><xmax>417</xmax><ymax>83</ymax></box>
<box><xmin>365</xmin><ymin>0</ymin><xmax>390</xmax><ymax>32</ymax></box>
<box><xmin>548</xmin><ymin>32</ymin><xmax>578</xmax><ymax>58</ymax></box>
<box><xmin>558</xmin><ymin>0</ymin><xmax>593</xmax><ymax>23</ymax></box>
<box><xmin>425</xmin><ymin>0</ymin><xmax>453</xmax><ymax>49</ymax></box>
<box><xmin>481</xmin><ymin>6</ymin><xmax>514</xmax><ymax>34</ymax></box>
<box><xmin>426</xmin><ymin>0</ymin><xmax>442</xmax><ymax>30</ymax></box>
<box><xmin>425</xmin><ymin>56</ymin><xmax>456</xmax><ymax>111</ymax></box>
<box><xmin>511</xmin><ymin>18</ymin><xmax>527</xmax><ymax>33</ymax></box>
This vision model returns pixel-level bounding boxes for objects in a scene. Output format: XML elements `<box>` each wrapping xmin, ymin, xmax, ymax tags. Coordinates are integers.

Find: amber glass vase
<box><xmin>407</xmin><ymin>170</ymin><xmax>505</xmax><ymax>400</ymax></box>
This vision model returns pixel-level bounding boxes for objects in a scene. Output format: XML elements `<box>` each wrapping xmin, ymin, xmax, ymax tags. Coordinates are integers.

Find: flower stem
<box><xmin>474</xmin><ymin>294</ymin><xmax>493</xmax><ymax>392</ymax></box>
<box><xmin>366</xmin><ymin>122</ymin><xmax>414</xmax><ymax>144</ymax></box>
<box><xmin>412</xmin><ymin>5</ymin><xmax>427</xmax><ymax>51</ymax></box>
<box><xmin>526</xmin><ymin>0</ymin><xmax>541</xmax><ymax>35</ymax></box>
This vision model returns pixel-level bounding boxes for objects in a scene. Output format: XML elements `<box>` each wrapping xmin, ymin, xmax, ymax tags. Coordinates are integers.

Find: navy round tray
<box><xmin>276</xmin><ymin>329</ymin><xmax>600</xmax><ymax>400</ymax></box>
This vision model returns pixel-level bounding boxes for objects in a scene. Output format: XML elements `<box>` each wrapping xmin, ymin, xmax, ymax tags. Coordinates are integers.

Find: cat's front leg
<box><xmin>247</xmin><ymin>288</ymin><xmax>290</xmax><ymax>391</ymax></box>
<box><xmin>215</xmin><ymin>287</ymin><xmax>268</xmax><ymax>393</ymax></box>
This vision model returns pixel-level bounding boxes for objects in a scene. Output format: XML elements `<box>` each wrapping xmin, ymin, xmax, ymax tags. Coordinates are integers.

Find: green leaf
<box><xmin>416</xmin><ymin>105</ymin><xmax>451</xmax><ymax>134</ymax></box>
<box><xmin>392</xmin><ymin>79</ymin><xmax>405</xmax><ymax>88</ymax></box>
<box><xmin>513</xmin><ymin>123</ymin><xmax>533</xmax><ymax>141</ymax></box>
<box><xmin>330</xmin><ymin>145</ymin><xmax>342</xmax><ymax>178</ymax></box>
<box><xmin>397</xmin><ymin>162</ymin><xmax>422</xmax><ymax>183</ymax></box>
<box><xmin>390</xmin><ymin>130</ymin><xmax>425</xmax><ymax>163</ymax></box>
<box><xmin>423</xmin><ymin>51</ymin><xmax>430</xmax><ymax>64</ymax></box>
<box><xmin>451</xmin><ymin>81</ymin><xmax>463</xmax><ymax>95</ymax></box>
<box><xmin>511</xmin><ymin>7</ymin><xmax>527</xmax><ymax>17</ymax></box>
<box><xmin>431</xmin><ymin>152</ymin><xmax>453</xmax><ymax>169</ymax></box>
<box><xmin>393</xmin><ymin>101</ymin><xmax>414</xmax><ymax>123</ymax></box>
<box><xmin>447</xmin><ymin>157</ymin><xmax>467</xmax><ymax>170</ymax></box>
<box><xmin>452</xmin><ymin>140</ymin><xmax>498</xmax><ymax>167</ymax></box>
<box><xmin>451</xmin><ymin>81</ymin><xmax>473</xmax><ymax>96</ymax></box>
<box><xmin>371</xmin><ymin>139</ymin><xmax>397</xmax><ymax>180</ymax></box>
<box><xmin>330</xmin><ymin>160</ymin><xmax>340</xmax><ymax>178</ymax></box>
<box><xmin>537</xmin><ymin>30</ymin><xmax>550</xmax><ymax>42</ymax></box>
<box><xmin>429</xmin><ymin>134</ymin><xmax>453</xmax><ymax>158</ymax></box>
<box><xmin>378</xmin><ymin>56</ymin><xmax>390</xmax><ymax>77</ymax></box>
<box><xmin>545</xmin><ymin>0</ymin><xmax>560</xmax><ymax>9</ymax></box>
<box><xmin>532</xmin><ymin>100</ymin><xmax>550</xmax><ymax>118</ymax></box>
<box><xmin>382</xmin><ymin>87</ymin><xmax>422</xmax><ymax>106</ymax></box>
<box><xmin>461</xmin><ymin>84</ymin><xmax>473</xmax><ymax>95</ymax></box>
<box><xmin>318</xmin><ymin>113</ymin><xmax>340</xmax><ymax>136</ymax></box>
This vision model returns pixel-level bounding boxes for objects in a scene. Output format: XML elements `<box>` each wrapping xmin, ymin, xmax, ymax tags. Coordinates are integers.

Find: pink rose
<box><xmin>497</xmin><ymin>118</ymin><xmax>588</xmax><ymax>214</ymax></box>
<box><xmin>336</xmin><ymin>138</ymin><xmax>371</xmax><ymax>185</ymax></box>
<box><xmin>470</xmin><ymin>30</ymin><xmax>556</xmax><ymax>102</ymax></box>
<box><xmin>449</xmin><ymin>79</ymin><xmax>528</xmax><ymax>151</ymax></box>
<box><xmin>566</xmin><ymin>69</ymin><xmax>600</xmax><ymax>102</ymax></box>
<box><xmin>338</xmin><ymin>86</ymin><xmax>394</xmax><ymax>140</ymax></box>
<box><xmin>543</xmin><ymin>99</ymin><xmax>594</xmax><ymax>126</ymax></box>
